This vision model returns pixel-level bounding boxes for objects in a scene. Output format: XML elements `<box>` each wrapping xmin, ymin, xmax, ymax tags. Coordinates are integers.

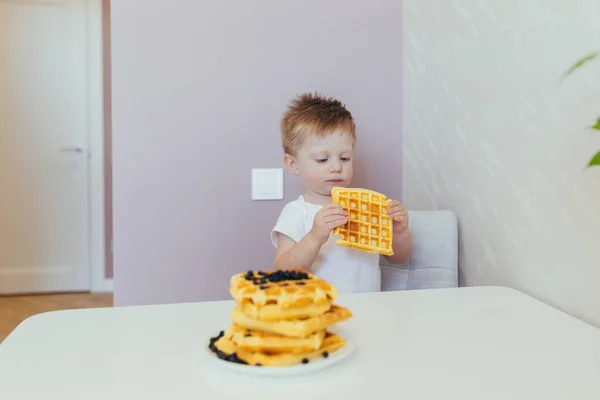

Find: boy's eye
<box><xmin>316</xmin><ymin>159</ymin><xmax>328</xmax><ymax>163</ymax></box>
<box><xmin>341</xmin><ymin>157</ymin><xmax>351</xmax><ymax>161</ymax></box>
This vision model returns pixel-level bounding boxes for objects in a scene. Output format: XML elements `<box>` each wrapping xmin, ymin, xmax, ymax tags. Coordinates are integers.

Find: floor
<box><xmin>0</xmin><ymin>292</ymin><xmax>113</xmax><ymax>343</ymax></box>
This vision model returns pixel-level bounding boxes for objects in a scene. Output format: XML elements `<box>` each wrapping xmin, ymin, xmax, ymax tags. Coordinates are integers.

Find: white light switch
<box><xmin>252</xmin><ymin>168</ymin><xmax>283</xmax><ymax>200</ymax></box>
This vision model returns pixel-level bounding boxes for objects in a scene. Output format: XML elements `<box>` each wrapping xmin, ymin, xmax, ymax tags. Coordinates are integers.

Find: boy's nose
<box><xmin>330</xmin><ymin>161</ymin><xmax>342</xmax><ymax>172</ymax></box>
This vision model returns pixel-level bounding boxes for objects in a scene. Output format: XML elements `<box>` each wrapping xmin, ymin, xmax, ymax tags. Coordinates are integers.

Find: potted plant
<box><xmin>564</xmin><ymin>52</ymin><xmax>600</xmax><ymax>168</ymax></box>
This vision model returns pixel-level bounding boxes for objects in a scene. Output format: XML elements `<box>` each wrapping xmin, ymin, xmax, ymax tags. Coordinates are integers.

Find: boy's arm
<box><xmin>385</xmin><ymin>228</ymin><xmax>412</xmax><ymax>265</ymax></box>
<box><xmin>384</xmin><ymin>199</ymin><xmax>413</xmax><ymax>265</ymax></box>
<box><xmin>273</xmin><ymin>203</ymin><xmax>348</xmax><ymax>271</ymax></box>
<box><xmin>274</xmin><ymin>232</ymin><xmax>322</xmax><ymax>271</ymax></box>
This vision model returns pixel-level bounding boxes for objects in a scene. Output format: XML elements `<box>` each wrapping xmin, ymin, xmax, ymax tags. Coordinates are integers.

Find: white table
<box><xmin>1</xmin><ymin>286</ymin><xmax>600</xmax><ymax>399</ymax></box>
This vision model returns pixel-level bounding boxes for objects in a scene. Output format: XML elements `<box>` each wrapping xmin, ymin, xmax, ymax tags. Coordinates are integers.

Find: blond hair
<box><xmin>280</xmin><ymin>92</ymin><xmax>356</xmax><ymax>155</ymax></box>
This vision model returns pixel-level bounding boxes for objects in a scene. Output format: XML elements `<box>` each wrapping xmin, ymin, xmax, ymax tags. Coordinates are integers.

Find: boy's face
<box><xmin>285</xmin><ymin>130</ymin><xmax>354</xmax><ymax>199</ymax></box>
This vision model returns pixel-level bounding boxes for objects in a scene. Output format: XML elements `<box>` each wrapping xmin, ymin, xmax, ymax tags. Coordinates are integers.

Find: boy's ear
<box><xmin>283</xmin><ymin>154</ymin><xmax>299</xmax><ymax>175</ymax></box>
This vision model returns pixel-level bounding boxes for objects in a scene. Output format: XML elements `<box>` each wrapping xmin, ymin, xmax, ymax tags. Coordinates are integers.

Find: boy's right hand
<box><xmin>309</xmin><ymin>204</ymin><xmax>348</xmax><ymax>245</ymax></box>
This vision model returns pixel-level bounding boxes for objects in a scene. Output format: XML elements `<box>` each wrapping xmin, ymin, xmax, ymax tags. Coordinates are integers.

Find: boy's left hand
<box><xmin>387</xmin><ymin>200</ymin><xmax>409</xmax><ymax>234</ymax></box>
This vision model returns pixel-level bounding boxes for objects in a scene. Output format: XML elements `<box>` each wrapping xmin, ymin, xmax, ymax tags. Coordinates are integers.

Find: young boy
<box><xmin>270</xmin><ymin>92</ymin><xmax>412</xmax><ymax>293</ymax></box>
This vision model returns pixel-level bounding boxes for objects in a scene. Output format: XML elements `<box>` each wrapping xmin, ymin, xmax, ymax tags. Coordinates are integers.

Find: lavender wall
<box><xmin>111</xmin><ymin>0</ymin><xmax>403</xmax><ymax>306</ymax></box>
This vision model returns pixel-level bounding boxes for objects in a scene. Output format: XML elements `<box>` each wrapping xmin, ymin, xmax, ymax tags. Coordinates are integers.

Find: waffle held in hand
<box><xmin>331</xmin><ymin>187</ymin><xmax>394</xmax><ymax>256</ymax></box>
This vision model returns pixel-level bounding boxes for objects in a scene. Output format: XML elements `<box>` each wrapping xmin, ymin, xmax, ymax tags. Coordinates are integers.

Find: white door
<box><xmin>0</xmin><ymin>0</ymin><xmax>94</xmax><ymax>294</ymax></box>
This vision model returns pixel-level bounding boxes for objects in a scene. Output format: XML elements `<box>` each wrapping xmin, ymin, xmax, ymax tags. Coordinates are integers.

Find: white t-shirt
<box><xmin>270</xmin><ymin>195</ymin><xmax>382</xmax><ymax>294</ymax></box>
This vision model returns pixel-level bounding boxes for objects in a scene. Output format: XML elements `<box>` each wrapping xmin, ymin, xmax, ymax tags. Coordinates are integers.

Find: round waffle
<box><xmin>230</xmin><ymin>304</ymin><xmax>353</xmax><ymax>338</ymax></box>
<box><xmin>225</xmin><ymin>324</ymin><xmax>325</xmax><ymax>353</ymax></box>
<box><xmin>229</xmin><ymin>269</ymin><xmax>339</xmax><ymax>321</ymax></box>
<box><xmin>208</xmin><ymin>330</ymin><xmax>347</xmax><ymax>367</ymax></box>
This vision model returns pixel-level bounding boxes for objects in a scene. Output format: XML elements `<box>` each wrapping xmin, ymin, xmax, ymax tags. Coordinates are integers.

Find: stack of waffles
<box><xmin>332</xmin><ymin>187</ymin><xmax>394</xmax><ymax>256</ymax></box>
<box><xmin>208</xmin><ymin>269</ymin><xmax>353</xmax><ymax>367</ymax></box>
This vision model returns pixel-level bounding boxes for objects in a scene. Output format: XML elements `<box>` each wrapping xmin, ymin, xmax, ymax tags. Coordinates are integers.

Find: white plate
<box><xmin>204</xmin><ymin>328</ymin><xmax>356</xmax><ymax>377</ymax></box>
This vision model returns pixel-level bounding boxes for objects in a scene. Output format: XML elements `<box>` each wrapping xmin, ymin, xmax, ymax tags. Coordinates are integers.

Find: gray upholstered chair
<box><xmin>381</xmin><ymin>210</ymin><xmax>458</xmax><ymax>291</ymax></box>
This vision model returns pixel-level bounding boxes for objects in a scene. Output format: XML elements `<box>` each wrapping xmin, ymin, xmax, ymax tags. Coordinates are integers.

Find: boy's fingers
<box><xmin>325</xmin><ymin>209</ymin><xmax>348</xmax><ymax>217</ymax></box>
<box><xmin>327</xmin><ymin>220</ymin><xmax>348</xmax><ymax>229</ymax></box>
<box><xmin>324</xmin><ymin>215</ymin><xmax>348</xmax><ymax>224</ymax></box>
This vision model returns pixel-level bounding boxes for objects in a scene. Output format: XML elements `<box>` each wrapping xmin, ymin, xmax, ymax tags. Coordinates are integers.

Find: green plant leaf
<box><xmin>562</xmin><ymin>52</ymin><xmax>599</xmax><ymax>78</ymax></box>
<box><xmin>588</xmin><ymin>151</ymin><xmax>600</xmax><ymax>168</ymax></box>
<box><xmin>589</xmin><ymin>117</ymin><xmax>600</xmax><ymax>131</ymax></box>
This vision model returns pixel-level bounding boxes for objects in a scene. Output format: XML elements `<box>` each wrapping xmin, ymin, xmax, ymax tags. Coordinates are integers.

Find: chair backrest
<box><xmin>380</xmin><ymin>210</ymin><xmax>458</xmax><ymax>291</ymax></box>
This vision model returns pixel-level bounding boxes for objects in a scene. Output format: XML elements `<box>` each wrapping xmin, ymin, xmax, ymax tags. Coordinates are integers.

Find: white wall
<box><xmin>403</xmin><ymin>0</ymin><xmax>600</xmax><ymax>326</ymax></box>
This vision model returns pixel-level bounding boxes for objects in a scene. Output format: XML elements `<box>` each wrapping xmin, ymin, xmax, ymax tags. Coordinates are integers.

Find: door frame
<box><xmin>88</xmin><ymin>0</ymin><xmax>112</xmax><ymax>292</ymax></box>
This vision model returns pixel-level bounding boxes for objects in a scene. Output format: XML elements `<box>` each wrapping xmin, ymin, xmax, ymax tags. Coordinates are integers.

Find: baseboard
<box><xmin>92</xmin><ymin>278</ymin><xmax>113</xmax><ymax>293</ymax></box>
